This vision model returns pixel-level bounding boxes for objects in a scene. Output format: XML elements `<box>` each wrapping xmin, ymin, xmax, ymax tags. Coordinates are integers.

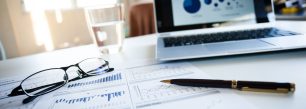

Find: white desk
<box><xmin>1</xmin><ymin>21</ymin><xmax>306</xmax><ymax>109</ymax></box>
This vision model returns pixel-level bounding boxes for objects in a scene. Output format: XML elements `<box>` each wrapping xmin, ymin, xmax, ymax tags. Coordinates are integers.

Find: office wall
<box><xmin>0</xmin><ymin>0</ymin><xmax>19</xmax><ymax>58</ymax></box>
<box><xmin>1</xmin><ymin>0</ymin><xmax>93</xmax><ymax>59</ymax></box>
<box><xmin>6</xmin><ymin>0</ymin><xmax>45</xmax><ymax>57</ymax></box>
<box><xmin>0</xmin><ymin>0</ymin><xmax>153</xmax><ymax>59</ymax></box>
<box><xmin>44</xmin><ymin>9</ymin><xmax>93</xmax><ymax>49</ymax></box>
<box><xmin>124</xmin><ymin>0</ymin><xmax>153</xmax><ymax>37</ymax></box>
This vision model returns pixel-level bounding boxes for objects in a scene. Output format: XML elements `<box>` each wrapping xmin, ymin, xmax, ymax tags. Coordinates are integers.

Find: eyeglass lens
<box><xmin>21</xmin><ymin>69</ymin><xmax>67</xmax><ymax>96</ymax></box>
<box><xmin>78</xmin><ymin>58</ymin><xmax>110</xmax><ymax>75</ymax></box>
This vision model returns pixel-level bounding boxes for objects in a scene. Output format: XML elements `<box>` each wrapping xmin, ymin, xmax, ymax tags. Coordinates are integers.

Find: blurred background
<box><xmin>0</xmin><ymin>0</ymin><xmax>305</xmax><ymax>60</ymax></box>
<box><xmin>274</xmin><ymin>0</ymin><xmax>306</xmax><ymax>20</ymax></box>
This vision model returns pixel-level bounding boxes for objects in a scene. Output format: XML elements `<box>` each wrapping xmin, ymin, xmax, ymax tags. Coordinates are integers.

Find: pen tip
<box><xmin>160</xmin><ymin>80</ymin><xmax>171</xmax><ymax>84</ymax></box>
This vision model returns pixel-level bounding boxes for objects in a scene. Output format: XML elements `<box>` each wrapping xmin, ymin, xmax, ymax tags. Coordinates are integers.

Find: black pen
<box><xmin>161</xmin><ymin>79</ymin><xmax>295</xmax><ymax>93</ymax></box>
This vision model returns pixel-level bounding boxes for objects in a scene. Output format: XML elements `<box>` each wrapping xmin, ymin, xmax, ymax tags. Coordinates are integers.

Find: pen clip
<box><xmin>241</xmin><ymin>87</ymin><xmax>291</xmax><ymax>93</ymax></box>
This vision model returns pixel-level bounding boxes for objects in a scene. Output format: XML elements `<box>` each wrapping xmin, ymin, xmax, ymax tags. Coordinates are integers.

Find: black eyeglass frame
<box><xmin>8</xmin><ymin>58</ymin><xmax>113</xmax><ymax>98</ymax></box>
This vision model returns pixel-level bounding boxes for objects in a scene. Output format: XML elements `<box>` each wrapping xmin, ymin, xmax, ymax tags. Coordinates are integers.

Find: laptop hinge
<box><xmin>159</xmin><ymin>33</ymin><xmax>171</xmax><ymax>37</ymax></box>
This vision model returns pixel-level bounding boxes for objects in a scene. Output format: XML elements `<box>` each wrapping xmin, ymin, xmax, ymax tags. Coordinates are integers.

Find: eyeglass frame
<box><xmin>8</xmin><ymin>57</ymin><xmax>114</xmax><ymax>103</ymax></box>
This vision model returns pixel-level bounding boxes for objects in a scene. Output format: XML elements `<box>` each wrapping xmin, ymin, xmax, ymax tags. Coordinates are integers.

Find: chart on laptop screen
<box><xmin>172</xmin><ymin>0</ymin><xmax>257</xmax><ymax>26</ymax></box>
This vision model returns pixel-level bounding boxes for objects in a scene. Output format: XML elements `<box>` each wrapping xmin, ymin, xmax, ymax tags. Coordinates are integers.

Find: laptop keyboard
<box><xmin>163</xmin><ymin>28</ymin><xmax>301</xmax><ymax>48</ymax></box>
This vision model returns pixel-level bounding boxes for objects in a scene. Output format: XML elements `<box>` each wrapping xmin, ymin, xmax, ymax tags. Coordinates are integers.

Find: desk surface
<box><xmin>1</xmin><ymin>21</ymin><xmax>306</xmax><ymax>109</ymax></box>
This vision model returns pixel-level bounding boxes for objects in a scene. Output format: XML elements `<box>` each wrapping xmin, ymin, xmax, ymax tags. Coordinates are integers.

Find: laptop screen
<box><xmin>155</xmin><ymin>0</ymin><xmax>274</xmax><ymax>32</ymax></box>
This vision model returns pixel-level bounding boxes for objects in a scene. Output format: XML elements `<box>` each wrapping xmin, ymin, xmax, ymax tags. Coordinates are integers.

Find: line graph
<box><xmin>126</xmin><ymin>64</ymin><xmax>193</xmax><ymax>83</ymax></box>
<box><xmin>132</xmin><ymin>83</ymin><xmax>220</xmax><ymax>108</ymax></box>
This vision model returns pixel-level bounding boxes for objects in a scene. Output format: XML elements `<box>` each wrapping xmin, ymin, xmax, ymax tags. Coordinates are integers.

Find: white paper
<box><xmin>33</xmin><ymin>63</ymin><xmax>258</xmax><ymax>109</ymax></box>
<box><xmin>1</xmin><ymin>63</ymin><xmax>258</xmax><ymax>109</ymax></box>
<box><xmin>0</xmin><ymin>75</ymin><xmax>41</xmax><ymax>109</ymax></box>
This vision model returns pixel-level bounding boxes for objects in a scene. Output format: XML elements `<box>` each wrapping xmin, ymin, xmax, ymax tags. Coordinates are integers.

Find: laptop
<box><xmin>154</xmin><ymin>0</ymin><xmax>306</xmax><ymax>61</ymax></box>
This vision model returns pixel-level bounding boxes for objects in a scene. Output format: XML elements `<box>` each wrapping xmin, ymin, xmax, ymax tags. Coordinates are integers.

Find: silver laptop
<box><xmin>154</xmin><ymin>0</ymin><xmax>306</xmax><ymax>61</ymax></box>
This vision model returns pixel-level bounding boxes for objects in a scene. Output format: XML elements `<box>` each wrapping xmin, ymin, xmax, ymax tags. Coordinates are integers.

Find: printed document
<box><xmin>0</xmin><ymin>63</ymin><xmax>257</xmax><ymax>109</ymax></box>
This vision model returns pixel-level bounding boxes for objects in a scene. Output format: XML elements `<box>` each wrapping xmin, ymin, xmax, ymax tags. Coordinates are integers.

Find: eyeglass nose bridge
<box><xmin>63</xmin><ymin>74</ymin><xmax>69</xmax><ymax>80</ymax></box>
<box><xmin>61</xmin><ymin>65</ymin><xmax>85</xmax><ymax>80</ymax></box>
<box><xmin>77</xmin><ymin>69</ymin><xmax>84</xmax><ymax>79</ymax></box>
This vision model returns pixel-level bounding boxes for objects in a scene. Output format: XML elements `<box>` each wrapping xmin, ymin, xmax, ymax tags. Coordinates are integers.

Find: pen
<box><xmin>161</xmin><ymin>79</ymin><xmax>295</xmax><ymax>93</ymax></box>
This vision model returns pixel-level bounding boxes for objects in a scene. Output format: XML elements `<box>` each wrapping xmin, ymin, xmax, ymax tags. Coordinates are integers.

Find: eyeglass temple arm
<box><xmin>86</xmin><ymin>66</ymin><xmax>114</xmax><ymax>75</ymax></box>
<box><xmin>23</xmin><ymin>83</ymin><xmax>63</xmax><ymax>104</ymax></box>
<box><xmin>23</xmin><ymin>82</ymin><xmax>64</xmax><ymax>94</ymax></box>
<box><xmin>86</xmin><ymin>64</ymin><xmax>106</xmax><ymax>74</ymax></box>
<box><xmin>8</xmin><ymin>85</ymin><xmax>24</xmax><ymax>96</ymax></box>
<box><xmin>8</xmin><ymin>81</ymin><xmax>64</xmax><ymax>97</ymax></box>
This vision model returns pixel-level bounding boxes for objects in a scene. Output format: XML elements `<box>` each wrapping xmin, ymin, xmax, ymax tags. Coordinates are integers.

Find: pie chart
<box><xmin>204</xmin><ymin>0</ymin><xmax>212</xmax><ymax>5</ymax></box>
<box><xmin>183</xmin><ymin>0</ymin><xmax>201</xmax><ymax>14</ymax></box>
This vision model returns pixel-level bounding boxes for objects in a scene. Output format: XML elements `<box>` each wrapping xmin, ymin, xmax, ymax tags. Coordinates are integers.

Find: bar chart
<box><xmin>49</xmin><ymin>87</ymin><xmax>131</xmax><ymax>109</ymax></box>
<box><xmin>67</xmin><ymin>73</ymin><xmax>123</xmax><ymax>88</ymax></box>
<box><xmin>55</xmin><ymin>91</ymin><xmax>125</xmax><ymax>104</ymax></box>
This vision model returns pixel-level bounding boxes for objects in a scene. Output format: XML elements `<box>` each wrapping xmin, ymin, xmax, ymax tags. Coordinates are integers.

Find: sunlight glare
<box><xmin>30</xmin><ymin>10</ymin><xmax>54</xmax><ymax>51</ymax></box>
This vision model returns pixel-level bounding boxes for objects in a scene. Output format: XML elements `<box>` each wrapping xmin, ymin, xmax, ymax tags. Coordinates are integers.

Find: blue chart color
<box><xmin>55</xmin><ymin>91</ymin><xmax>125</xmax><ymax>104</ymax></box>
<box><xmin>183</xmin><ymin>0</ymin><xmax>201</xmax><ymax>14</ymax></box>
<box><xmin>204</xmin><ymin>0</ymin><xmax>212</xmax><ymax>5</ymax></box>
<box><xmin>67</xmin><ymin>73</ymin><xmax>122</xmax><ymax>88</ymax></box>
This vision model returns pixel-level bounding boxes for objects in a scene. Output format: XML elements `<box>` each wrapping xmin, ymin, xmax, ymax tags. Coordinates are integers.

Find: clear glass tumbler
<box><xmin>85</xmin><ymin>3</ymin><xmax>125</xmax><ymax>54</ymax></box>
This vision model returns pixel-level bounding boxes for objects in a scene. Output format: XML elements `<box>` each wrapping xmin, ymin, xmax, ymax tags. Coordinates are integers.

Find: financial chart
<box><xmin>66</xmin><ymin>73</ymin><xmax>123</xmax><ymax>89</ymax></box>
<box><xmin>173</xmin><ymin>0</ymin><xmax>256</xmax><ymax>26</ymax></box>
<box><xmin>183</xmin><ymin>0</ymin><xmax>202</xmax><ymax>13</ymax></box>
<box><xmin>124</xmin><ymin>63</ymin><xmax>220</xmax><ymax>108</ymax></box>
<box><xmin>49</xmin><ymin>86</ymin><xmax>131</xmax><ymax>109</ymax></box>
<box><xmin>182</xmin><ymin>0</ymin><xmax>251</xmax><ymax>14</ymax></box>
<box><xmin>131</xmin><ymin>82</ymin><xmax>219</xmax><ymax>108</ymax></box>
<box><xmin>31</xmin><ymin>63</ymin><xmax>221</xmax><ymax>109</ymax></box>
<box><xmin>55</xmin><ymin>72</ymin><xmax>126</xmax><ymax>95</ymax></box>
<box><xmin>125</xmin><ymin>64</ymin><xmax>193</xmax><ymax>83</ymax></box>
<box><xmin>0</xmin><ymin>62</ymin><xmax>260</xmax><ymax>109</ymax></box>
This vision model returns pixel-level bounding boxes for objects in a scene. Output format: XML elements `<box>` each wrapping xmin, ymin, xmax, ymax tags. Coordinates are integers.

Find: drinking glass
<box><xmin>85</xmin><ymin>3</ymin><xmax>125</xmax><ymax>54</ymax></box>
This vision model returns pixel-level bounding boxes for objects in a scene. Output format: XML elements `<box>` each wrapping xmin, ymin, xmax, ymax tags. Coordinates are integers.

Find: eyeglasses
<box><xmin>8</xmin><ymin>58</ymin><xmax>114</xmax><ymax>104</ymax></box>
